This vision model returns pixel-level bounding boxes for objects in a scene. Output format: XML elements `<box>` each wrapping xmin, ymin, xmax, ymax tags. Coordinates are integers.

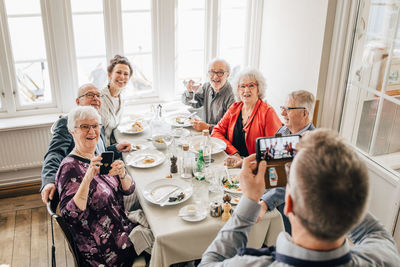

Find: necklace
<box><xmin>73</xmin><ymin>148</ymin><xmax>94</xmax><ymax>160</ymax></box>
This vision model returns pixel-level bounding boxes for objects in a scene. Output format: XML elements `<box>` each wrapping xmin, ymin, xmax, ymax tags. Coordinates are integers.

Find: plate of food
<box><xmin>126</xmin><ymin>150</ymin><xmax>165</xmax><ymax>168</ymax></box>
<box><xmin>222</xmin><ymin>168</ymin><xmax>242</xmax><ymax>194</ymax></box>
<box><xmin>168</xmin><ymin>114</ymin><xmax>198</xmax><ymax>127</ymax></box>
<box><xmin>143</xmin><ymin>179</ymin><xmax>193</xmax><ymax>206</ymax></box>
<box><xmin>131</xmin><ymin>142</ymin><xmax>149</xmax><ymax>151</ymax></box>
<box><xmin>118</xmin><ymin>120</ymin><xmax>148</xmax><ymax>134</ymax></box>
<box><xmin>190</xmin><ymin>136</ymin><xmax>227</xmax><ymax>155</ymax></box>
<box><xmin>171</xmin><ymin>127</ymin><xmax>190</xmax><ymax>138</ymax></box>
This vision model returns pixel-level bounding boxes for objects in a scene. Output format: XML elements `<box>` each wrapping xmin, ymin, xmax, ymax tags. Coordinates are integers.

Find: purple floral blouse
<box><xmin>56</xmin><ymin>155</ymin><xmax>136</xmax><ymax>267</ymax></box>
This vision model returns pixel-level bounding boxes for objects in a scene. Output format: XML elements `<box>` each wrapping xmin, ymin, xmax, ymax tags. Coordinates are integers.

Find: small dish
<box><xmin>151</xmin><ymin>136</ymin><xmax>167</xmax><ymax>150</ymax></box>
<box><xmin>179</xmin><ymin>205</ymin><xmax>207</xmax><ymax>222</ymax></box>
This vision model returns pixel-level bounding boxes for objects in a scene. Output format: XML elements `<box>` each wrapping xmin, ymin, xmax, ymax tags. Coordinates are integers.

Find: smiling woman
<box><xmin>99</xmin><ymin>55</ymin><xmax>133</xmax><ymax>146</ymax></box>
<box><xmin>211</xmin><ymin>68</ymin><xmax>282</xmax><ymax>158</ymax></box>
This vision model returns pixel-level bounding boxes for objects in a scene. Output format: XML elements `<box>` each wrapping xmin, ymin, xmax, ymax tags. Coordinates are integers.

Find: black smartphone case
<box><xmin>100</xmin><ymin>151</ymin><xmax>114</xmax><ymax>175</ymax></box>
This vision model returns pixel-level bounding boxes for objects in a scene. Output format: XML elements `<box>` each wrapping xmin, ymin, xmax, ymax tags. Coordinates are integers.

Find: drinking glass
<box><xmin>162</xmin><ymin>135</ymin><xmax>174</xmax><ymax>157</ymax></box>
<box><xmin>208</xmin><ymin>167</ymin><xmax>224</xmax><ymax>203</ymax></box>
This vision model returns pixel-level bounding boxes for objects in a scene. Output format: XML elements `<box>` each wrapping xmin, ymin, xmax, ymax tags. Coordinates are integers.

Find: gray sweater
<box><xmin>182</xmin><ymin>82</ymin><xmax>235</xmax><ymax>126</ymax></box>
<box><xmin>200</xmin><ymin>196</ymin><xmax>400</xmax><ymax>266</ymax></box>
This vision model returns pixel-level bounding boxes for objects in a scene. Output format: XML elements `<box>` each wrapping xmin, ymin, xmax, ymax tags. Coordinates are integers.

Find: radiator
<box><xmin>0</xmin><ymin>126</ymin><xmax>52</xmax><ymax>172</ymax></box>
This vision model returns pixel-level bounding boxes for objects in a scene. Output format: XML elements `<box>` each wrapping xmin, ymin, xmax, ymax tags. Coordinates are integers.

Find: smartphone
<box><xmin>256</xmin><ymin>135</ymin><xmax>301</xmax><ymax>189</ymax></box>
<box><xmin>256</xmin><ymin>135</ymin><xmax>301</xmax><ymax>162</ymax></box>
<box><xmin>99</xmin><ymin>151</ymin><xmax>114</xmax><ymax>175</ymax></box>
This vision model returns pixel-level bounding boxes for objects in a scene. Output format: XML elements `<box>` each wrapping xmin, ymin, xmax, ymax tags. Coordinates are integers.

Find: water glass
<box><xmin>192</xmin><ymin>178</ymin><xmax>209</xmax><ymax>212</ymax></box>
<box><xmin>208</xmin><ymin>167</ymin><xmax>224</xmax><ymax>203</ymax></box>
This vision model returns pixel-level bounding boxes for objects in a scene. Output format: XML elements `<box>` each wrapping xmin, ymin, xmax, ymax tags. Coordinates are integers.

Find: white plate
<box><xmin>143</xmin><ymin>179</ymin><xmax>193</xmax><ymax>206</ymax></box>
<box><xmin>222</xmin><ymin>169</ymin><xmax>242</xmax><ymax>194</ymax></box>
<box><xmin>179</xmin><ymin>205</ymin><xmax>207</xmax><ymax>222</ymax></box>
<box><xmin>118</xmin><ymin>121</ymin><xmax>148</xmax><ymax>135</ymax></box>
<box><xmin>172</xmin><ymin>127</ymin><xmax>190</xmax><ymax>138</ymax></box>
<box><xmin>168</xmin><ymin>114</ymin><xmax>199</xmax><ymax>127</ymax></box>
<box><xmin>190</xmin><ymin>136</ymin><xmax>227</xmax><ymax>155</ymax></box>
<box><xmin>126</xmin><ymin>150</ymin><xmax>165</xmax><ymax>168</ymax></box>
<box><xmin>131</xmin><ymin>142</ymin><xmax>149</xmax><ymax>151</ymax></box>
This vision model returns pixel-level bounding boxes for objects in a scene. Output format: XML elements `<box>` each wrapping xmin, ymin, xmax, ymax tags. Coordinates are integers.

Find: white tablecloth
<box><xmin>115</xmin><ymin>110</ymin><xmax>283</xmax><ymax>267</ymax></box>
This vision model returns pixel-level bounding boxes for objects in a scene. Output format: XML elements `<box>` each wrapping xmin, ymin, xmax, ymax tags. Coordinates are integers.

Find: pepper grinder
<box><xmin>170</xmin><ymin>155</ymin><xmax>178</xmax><ymax>173</ymax></box>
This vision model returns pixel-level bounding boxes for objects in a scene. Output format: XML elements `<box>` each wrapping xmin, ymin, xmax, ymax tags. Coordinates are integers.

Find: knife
<box><xmin>155</xmin><ymin>187</ymin><xmax>180</xmax><ymax>203</ymax></box>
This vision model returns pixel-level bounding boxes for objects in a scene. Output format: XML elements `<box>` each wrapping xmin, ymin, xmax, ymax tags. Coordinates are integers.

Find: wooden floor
<box><xmin>0</xmin><ymin>193</ymin><xmax>74</xmax><ymax>267</ymax></box>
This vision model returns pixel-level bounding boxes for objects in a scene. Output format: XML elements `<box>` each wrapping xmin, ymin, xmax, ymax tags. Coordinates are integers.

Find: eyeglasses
<box><xmin>239</xmin><ymin>82</ymin><xmax>258</xmax><ymax>89</ymax></box>
<box><xmin>75</xmin><ymin>124</ymin><xmax>102</xmax><ymax>132</ymax></box>
<box><xmin>78</xmin><ymin>93</ymin><xmax>103</xmax><ymax>99</ymax></box>
<box><xmin>208</xmin><ymin>70</ymin><xmax>228</xmax><ymax>77</ymax></box>
<box><xmin>280</xmin><ymin>106</ymin><xmax>306</xmax><ymax>113</ymax></box>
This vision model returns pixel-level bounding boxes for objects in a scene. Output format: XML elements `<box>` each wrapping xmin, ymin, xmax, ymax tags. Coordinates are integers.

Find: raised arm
<box><xmin>181</xmin><ymin>83</ymin><xmax>206</xmax><ymax>108</ymax></box>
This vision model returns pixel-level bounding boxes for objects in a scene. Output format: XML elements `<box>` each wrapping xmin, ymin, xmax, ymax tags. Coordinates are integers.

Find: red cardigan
<box><xmin>211</xmin><ymin>99</ymin><xmax>282</xmax><ymax>155</ymax></box>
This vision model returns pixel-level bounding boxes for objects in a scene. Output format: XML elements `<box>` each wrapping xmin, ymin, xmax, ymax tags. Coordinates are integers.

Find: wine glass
<box><xmin>185</xmin><ymin>80</ymin><xmax>200</xmax><ymax>104</ymax></box>
<box><xmin>162</xmin><ymin>134</ymin><xmax>174</xmax><ymax>157</ymax></box>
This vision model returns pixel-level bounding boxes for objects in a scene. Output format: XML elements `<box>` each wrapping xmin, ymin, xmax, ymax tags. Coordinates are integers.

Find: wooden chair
<box><xmin>312</xmin><ymin>99</ymin><xmax>320</xmax><ymax>127</ymax></box>
<box><xmin>47</xmin><ymin>192</ymin><xmax>84</xmax><ymax>267</ymax></box>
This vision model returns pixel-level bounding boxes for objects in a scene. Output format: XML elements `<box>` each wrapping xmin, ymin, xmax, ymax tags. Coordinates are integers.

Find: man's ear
<box><xmin>75</xmin><ymin>98</ymin><xmax>80</xmax><ymax>106</ymax></box>
<box><xmin>284</xmin><ymin>192</ymin><xmax>293</xmax><ymax>216</ymax></box>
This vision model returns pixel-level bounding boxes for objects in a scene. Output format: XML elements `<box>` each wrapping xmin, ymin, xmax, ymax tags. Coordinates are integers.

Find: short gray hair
<box><xmin>289</xmin><ymin>129</ymin><xmax>369</xmax><ymax>242</ymax></box>
<box><xmin>76</xmin><ymin>83</ymin><xmax>98</xmax><ymax>98</ymax></box>
<box><xmin>287</xmin><ymin>90</ymin><xmax>315</xmax><ymax>120</ymax></box>
<box><xmin>208</xmin><ymin>58</ymin><xmax>231</xmax><ymax>73</ymax></box>
<box><xmin>67</xmin><ymin>106</ymin><xmax>101</xmax><ymax>132</ymax></box>
<box><xmin>232</xmin><ymin>68</ymin><xmax>266</xmax><ymax>101</ymax></box>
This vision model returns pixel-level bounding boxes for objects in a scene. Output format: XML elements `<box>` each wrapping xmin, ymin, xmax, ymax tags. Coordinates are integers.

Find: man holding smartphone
<box><xmin>200</xmin><ymin>130</ymin><xmax>400</xmax><ymax>266</ymax></box>
<box><xmin>40</xmin><ymin>83</ymin><xmax>132</xmax><ymax>204</ymax></box>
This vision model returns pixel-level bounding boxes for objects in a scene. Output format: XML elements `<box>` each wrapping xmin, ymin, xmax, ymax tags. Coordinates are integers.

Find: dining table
<box><xmin>115</xmin><ymin>103</ymin><xmax>284</xmax><ymax>267</ymax></box>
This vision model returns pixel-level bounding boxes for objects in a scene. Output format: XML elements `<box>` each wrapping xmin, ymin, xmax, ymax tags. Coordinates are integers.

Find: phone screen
<box><xmin>99</xmin><ymin>151</ymin><xmax>114</xmax><ymax>175</ymax></box>
<box><xmin>256</xmin><ymin>135</ymin><xmax>301</xmax><ymax>162</ymax></box>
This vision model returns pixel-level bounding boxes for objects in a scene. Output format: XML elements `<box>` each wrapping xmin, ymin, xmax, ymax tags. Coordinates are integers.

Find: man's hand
<box><xmin>257</xmin><ymin>200</ymin><xmax>268</xmax><ymax>222</ymax></box>
<box><xmin>41</xmin><ymin>183</ymin><xmax>56</xmax><ymax>204</ymax></box>
<box><xmin>239</xmin><ymin>154</ymin><xmax>267</xmax><ymax>203</ymax></box>
<box><xmin>116</xmin><ymin>141</ymin><xmax>131</xmax><ymax>152</ymax></box>
<box><xmin>186</xmin><ymin>80</ymin><xmax>202</xmax><ymax>93</ymax></box>
<box><xmin>191</xmin><ymin>118</ymin><xmax>210</xmax><ymax>132</ymax></box>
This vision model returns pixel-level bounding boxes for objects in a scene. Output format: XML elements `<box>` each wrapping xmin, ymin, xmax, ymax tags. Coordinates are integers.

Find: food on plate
<box><xmin>131</xmin><ymin>121</ymin><xmax>143</xmax><ymax>132</ymax></box>
<box><xmin>142</xmin><ymin>156</ymin><xmax>155</xmax><ymax>164</ymax></box>
<box><xmin>168</xmin><ymin>192</ymin><xmax>185</xmax><ymax>202</ymax></box>
<box><xmin>222</xmin><ymin>175</ymin><xmax>241</xmax><ymax>191</ymax></box>
<box><xmin>175</xmin><ymin>116</ymin><xmax>186</xmax><ymax>124</ymax></box>
<box><xmin>134</xmin><ymin>145</ymin><xmax>141</xmax><ymax>150</ymax></box>
<box><xmin>155</xmin><ymin>138</ymin><xmax>165</xmax><ymax>143</ymax></box>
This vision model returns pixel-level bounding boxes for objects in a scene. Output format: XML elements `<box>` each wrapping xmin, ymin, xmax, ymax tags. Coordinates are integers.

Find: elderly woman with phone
<box><xmin>56</xmin><ymin>106</ymin><xmax>140</xmax><ymax>266</ymax></box>
<box><xmin>212</xmin><ymin>68</ymin><xmax>282</xmax><ymax>162</ymax></box>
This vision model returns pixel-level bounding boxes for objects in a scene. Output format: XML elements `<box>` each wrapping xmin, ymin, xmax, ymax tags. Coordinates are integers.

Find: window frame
<box><xmin>0</xmin><ymin>0</ymin><xmax>264</xmax><ymax>118</ymax></box>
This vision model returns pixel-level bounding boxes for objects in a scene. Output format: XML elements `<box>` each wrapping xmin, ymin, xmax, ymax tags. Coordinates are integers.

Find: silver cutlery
<box><xmin>155</xmin><ymin>187</ymin><xmax>180</xmax><ymax>204</ymax></box>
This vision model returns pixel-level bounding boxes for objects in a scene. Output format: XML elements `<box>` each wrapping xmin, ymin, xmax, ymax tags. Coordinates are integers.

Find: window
<box><xmin>121</xmin><ymin>0</ymin><xmax>154</xmax><ymax>96</ymax></box>
<box><xmin>0</xmin><ymin>0</ymin><xmax>262</xmax><ymax>118</ymax></box>
<box><xmin>70</xmin><ymin>0</ymin><xmax>107</xmax><ymax>90</ymax></box>
<box><xmin>218</xmin><ymin>0</ymin><xmax>247</xmax><ymax>76</ymax></box>
<box><xmin>175</xmin><ymin>0</ymin><xmax>206</xmax><ymax>93</ymax></box>
<box><xmin>3</xmin><ymin>0</ymin><xmax>53</xmax><ymax>109</ymax></box>
<box><xmin>341</xmin><ymin>0</ymin><xmax>400</xmax><ymax>174</ymax></box>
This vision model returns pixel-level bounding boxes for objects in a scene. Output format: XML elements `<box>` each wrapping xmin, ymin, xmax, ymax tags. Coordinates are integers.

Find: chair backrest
<box><xmin>312</xmin><ymin>99</ymin><xmax>320</xmax><ymax>127</ymax></box>
<box><xmin>47</xmin><ymin>192</ymin><xmax>84</xmax><ymax>267</ymax></box>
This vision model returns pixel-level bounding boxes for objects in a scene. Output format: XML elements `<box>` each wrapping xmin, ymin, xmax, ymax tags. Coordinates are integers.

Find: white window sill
<box><xmin>0</xmin><ymin>113</ymin><xmax>63</xmax><ymax>132</ymax></box>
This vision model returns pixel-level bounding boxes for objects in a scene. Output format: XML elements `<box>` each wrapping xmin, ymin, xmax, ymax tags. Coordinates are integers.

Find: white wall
<box><xmin>259</xmin><ymin>0</ymin><xmax>329</xmax><ymax>120</ymax></box>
